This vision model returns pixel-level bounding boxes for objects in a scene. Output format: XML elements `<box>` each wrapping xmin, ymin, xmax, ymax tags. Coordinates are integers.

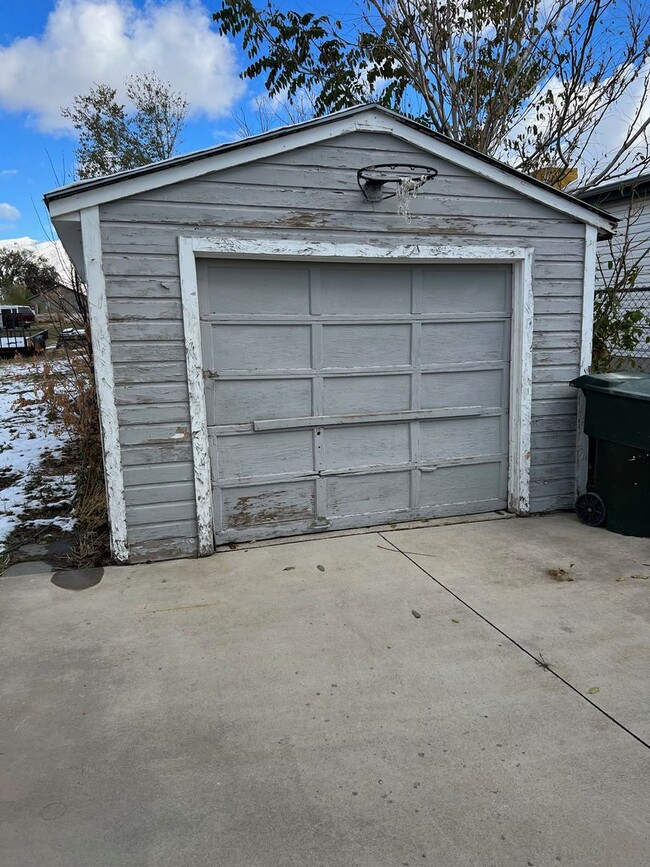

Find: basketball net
<box><xmin>396</xmin><ymin>174</ymin><xmax>428</xmax><ymax>223</ymax></box>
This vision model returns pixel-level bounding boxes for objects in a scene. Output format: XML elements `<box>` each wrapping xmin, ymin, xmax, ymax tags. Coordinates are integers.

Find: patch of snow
<box><xmin>0</xmin><ymin>357</ymin><xmax>75</xmax><ymax>548</ymax></box>
<box><xmin>27</xmin><ymin>517</ymin><xmax>77</xmax><ymax>533</ymax></box>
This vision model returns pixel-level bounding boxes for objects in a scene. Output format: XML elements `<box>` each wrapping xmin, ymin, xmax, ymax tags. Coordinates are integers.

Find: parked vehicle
<box><xmin>56</xmin><ymin>327</ymin><xmax>87</xmax><ymax>348</ymax></box>
<box><xmin>0</xmin><ymin>305</ymin><xmax>36</xmax><ymax>328</ymax></box>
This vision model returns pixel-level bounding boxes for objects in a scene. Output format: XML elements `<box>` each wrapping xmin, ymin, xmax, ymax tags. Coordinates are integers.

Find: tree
<box><xmin>214</xmin><ymin>0</ymin><xmax>650</xmax><ymax>191</ymax></box>
<box><xmin>62</xmin><ymin>72</ymin><xmax>189</xmax><ymax>179</ymax></box>
<box><xmin>216</xmin><ymin>0</ymin><xmax>650</xmax><ymax>370</ymax></box>
<box><xmin>233</xmin><ymin>91</ymin><xmax>317</xmax><ymax>138</ymax></box>
<box><xmin>0</xmin><ymin>248</ymin><xmax>59</xmax><ymax>303</ymax></box>
<box><xmin>592</xmin><ymin>192</ymin><xmax>650</xmax><ymax>370</ymax></box>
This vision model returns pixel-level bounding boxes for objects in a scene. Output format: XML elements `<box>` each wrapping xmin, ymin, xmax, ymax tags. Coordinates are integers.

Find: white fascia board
<box><xmin>47</xmin><ymin>109</ymin><xmax>615</xmax><ymax>234</ymax></box>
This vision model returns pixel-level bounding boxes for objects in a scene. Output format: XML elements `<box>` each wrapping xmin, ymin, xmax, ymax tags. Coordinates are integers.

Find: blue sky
<box><xmin>1</xmin><ymin>1</ymin><xmax>647</xmax><ymax>243</ymax></box>
<box><xmin>0</xmin><ymin>0</ymin><xmax>350</xmax><ymax>242</ymax></box>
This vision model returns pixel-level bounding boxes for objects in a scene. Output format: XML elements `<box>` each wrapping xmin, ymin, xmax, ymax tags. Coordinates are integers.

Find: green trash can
<box><xmin>570</xmin><ymin>372</ymin><xmax>650</xmax><ymax>538</ymax></box>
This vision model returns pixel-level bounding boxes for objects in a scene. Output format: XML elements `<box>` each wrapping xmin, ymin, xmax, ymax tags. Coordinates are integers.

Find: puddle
<box><xmin>51</xmin><ymin>567</ymin><xmax>104</xmax><ymax>591</ymax></box>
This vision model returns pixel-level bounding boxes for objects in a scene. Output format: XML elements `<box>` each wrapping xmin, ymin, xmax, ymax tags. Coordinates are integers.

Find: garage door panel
<box><xmin>327</xmin><ymin>472</ymin><xmax>411</xmax><ymax>516</ymax></box>
<box><xmin>420</xmin><ymin>461</ymin><xmax>504</xmax><ymax>506</ymax></box>
<box><xmin>218</xmin><ymin>430</ymin><xmax>313</xmax><ymax>480</ymax></box>
<box><xmin>199</xmin><ymin>259</ymin><xmax>512</xmax><ymax>543</ymax></box>
<box><xmin>211</xmin><ymin>324</ymin><xmax>312</xmax><ymax>372</ymax></box>
<box><xmin>421</xmin><ymin>265</ymin><xmax>510</xmax><ymax>314</ymax></box>
<box><xmin>323</xmin><ymin>324</ymin><xmax>411</xmax><ymax>369</ymax></box>
<box><xmin>421</xmin><ymin>321</ymin><xmax>509</xmax><ymax>365</ymax></box>
<box><xmin>321</xmin><ymin>266</ymin><xmax>412</xmax><ymax>314</ymax></box>
<box><xmin>421</xmin><ymin>369</ymin><xmax>507</xmax><ymax>410</ymax></box>
<box><xmin>323</xmin><ymin>374</ymin><xmax>411</xmax><ymax>415</ymax></box>
<box><xmin>222</xmin><ymin>481</ymin><xmax>316</xmax><ymax>529</ymax></box>
<box><xmin>322</xmin><ymin>423</ymin><xmax>411</xmax><ymax>472</ymax></box>
<box><xmin>202</xmin><ymin>263</ymin><xmax>310</xmax><ymax>315</ymax></box>
<box><xmin>209</xmin><ymin>378</ymin><xmax>312</xmax><ymax>426</ymax></box>
<box><xmin>420</xmin><ymin>416</ymin><xmax>503</xmax><ymax>461</ymax></box>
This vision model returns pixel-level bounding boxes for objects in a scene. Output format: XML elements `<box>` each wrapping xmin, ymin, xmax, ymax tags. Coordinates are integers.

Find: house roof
<box><xmin>44</xmin><ymin>104</ymin><xmax>616</xmax><ymax>236</ymax></box>
<box><xmin>27</xmin><ymin>282</ymin><xmax>75</xmax><ymax>300</ymax></box>
<box><xmin>579</xmin><ymin>172</ymin><xmax>650</xmax><ymax>206</ymax></box>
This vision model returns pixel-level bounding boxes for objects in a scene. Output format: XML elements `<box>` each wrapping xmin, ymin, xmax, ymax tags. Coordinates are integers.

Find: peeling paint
<box><xmin>179</xmin><ymin>236</ymin><xmax>214</xmax><ymax>557</ymax></box>
<box><xmin>81</xmin><ymin>206</ymin><xmax>129</xmax><ymax>563</ymax></box>
<box><xmin>230</xmin><ymin>490</ymin><xmax>313</xmax><ymax>529</ymax></box>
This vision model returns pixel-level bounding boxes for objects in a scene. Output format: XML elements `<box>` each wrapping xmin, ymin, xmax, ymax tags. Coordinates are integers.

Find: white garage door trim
<box><xmin>179</xmin><ymin>237</ymin><xmax>534</xmax><ymax>556</ymax></box>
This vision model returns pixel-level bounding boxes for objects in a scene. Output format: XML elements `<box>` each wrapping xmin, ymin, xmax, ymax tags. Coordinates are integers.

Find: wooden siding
<box><xmin>100</xmin><ymin>130</ymin><xmax>585</xmax><ymax>559</ymax></box>
<box><xmin>595</xmin><ymin>196</ymin><xmax>650</xmax><ymax>291</ymax></box>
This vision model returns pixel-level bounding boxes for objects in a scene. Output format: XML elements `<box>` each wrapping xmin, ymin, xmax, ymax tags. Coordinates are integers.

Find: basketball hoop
<box><xmin>357</xmin><ymin>163</ymin><xmax>438</xmax><ymax>201</ymax></box>
<box><xmin>357</xmin><ymin>163</ymin><xmax>438</xmax><ymax>217</ymax></box>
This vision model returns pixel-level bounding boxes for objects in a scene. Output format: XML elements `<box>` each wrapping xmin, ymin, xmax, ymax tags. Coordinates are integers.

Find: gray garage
<box><xmin>45</xmin><ymin>105</ymin><xmax>616</xmax><ymax>563</ymax></box>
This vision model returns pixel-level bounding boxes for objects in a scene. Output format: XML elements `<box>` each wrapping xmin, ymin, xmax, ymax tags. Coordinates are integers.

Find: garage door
<box><xmin>197</xmin><ymin>260</ymin><xmax>511</xmax><ymax>544</ymax></box>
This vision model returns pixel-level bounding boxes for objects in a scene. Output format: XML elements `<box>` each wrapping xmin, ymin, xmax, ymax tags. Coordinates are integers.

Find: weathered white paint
<box><xmin>80</xmin><ymin>206</ymin><xmax>129</xmax><ymax>562</ymax></box>
<box><xmin>189</xmin><ymin>236</ymin><xmax>533</xmax><ymax>264</ymax></box>
<box><xmin>178</xmin><ymin>236</ymin><xmax>214</xmax><ymax>556</ymax></box>
<box><xmin>575</xmin><ymin>224</ymin><xmax>598</xmax><ymax>496</ymax></box>
<box><xmin>181</xmin><ymin>237</ymin><xmax>534</xmax><ymax>534</ymax></box>
<box><xmin>47</xmin><ymin>108</ymin><xmax>616</xmax><ymax>235</ymax></box>
<box><xmin>507</xmin><ymin>247</ymin><xmax>534</xmax><ymax>515</ymax></box>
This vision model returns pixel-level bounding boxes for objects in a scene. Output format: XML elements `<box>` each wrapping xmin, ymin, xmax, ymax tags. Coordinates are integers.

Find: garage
<box><xmin>198</xmin><ymin>259</ymin><xmax>511</xmax><ymax>543</ymax></box>
<box><xmin>45</xmin><ymin>104</ymin><xmax>616</xmax><ymax>563</ymax></box>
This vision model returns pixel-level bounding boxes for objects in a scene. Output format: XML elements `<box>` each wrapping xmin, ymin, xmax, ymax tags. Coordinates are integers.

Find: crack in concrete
<box><xmin>377</xmin><ymin>531</ymin><xmax>650</xmax><ymax>752</ymax></box>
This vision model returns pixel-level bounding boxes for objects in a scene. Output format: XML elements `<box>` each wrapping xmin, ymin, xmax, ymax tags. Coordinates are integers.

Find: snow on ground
<box><xmin>0</xmin><ymin>356</ymin><xmax>76</xmax><ymax>548</ymax></box>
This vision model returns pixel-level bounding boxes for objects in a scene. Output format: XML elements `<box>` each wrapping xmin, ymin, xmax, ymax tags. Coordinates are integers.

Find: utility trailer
<box><xmin>0</xmin><ymin>325</ymin><xmax>49</xmax><ymax>359</ymax></box>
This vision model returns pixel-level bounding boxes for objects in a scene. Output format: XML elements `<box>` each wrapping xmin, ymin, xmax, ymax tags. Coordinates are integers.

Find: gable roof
<box><xmin>580</xmin><ymin>172</ymin><xmax>650</xmax><ymax>206</ymax></box>
<box><xmin>44</xmin><ymin>104</ymin><xmax>616</xmax><ymax>236</ymax></box>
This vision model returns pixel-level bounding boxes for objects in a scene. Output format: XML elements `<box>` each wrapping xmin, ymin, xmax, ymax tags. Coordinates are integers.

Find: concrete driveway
<box><xmin>1</xmin><ymin>514</ymin><xmax>649</xmax><ymax>867</ymax></box>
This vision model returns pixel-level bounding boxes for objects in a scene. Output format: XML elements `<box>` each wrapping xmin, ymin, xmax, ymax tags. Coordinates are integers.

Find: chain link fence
<box><xmin>594</xmin><ymin>287</ymin><xmax>650</xmax><ymax>372</ymax></box>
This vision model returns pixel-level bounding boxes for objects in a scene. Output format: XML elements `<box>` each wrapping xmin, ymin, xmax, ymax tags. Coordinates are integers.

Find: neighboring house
<box><xmin>27</xmin><ymin>283</ymin><xmax>79</xmax><ymax>319</ymax></box>
<box><xmin>44</xmin><ymin>104</ymin><xmax>617</xmax><ymax>564</ymax></box>
<box><xmin>581</xmin><ymin>175</ymin><xmax>650</xmax><ymax>370</ymax></box>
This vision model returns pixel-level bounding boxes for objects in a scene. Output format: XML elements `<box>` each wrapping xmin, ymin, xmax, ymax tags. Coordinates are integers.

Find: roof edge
<box><xmin>580</xmin><ymin>173</ymin><xmax>650</xmax><ymax>206</ymax></box>
<box><xmin>44</xmin><ymin>104</ymin><xmax>617</xmax><ymax>234</ymax></box>
<box><xmin>44</xmin><ymin>106</ymin><xmax>374</xmax><ymax>203</ymax></box>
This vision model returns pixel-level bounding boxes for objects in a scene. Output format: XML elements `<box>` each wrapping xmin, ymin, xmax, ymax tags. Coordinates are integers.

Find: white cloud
<box><xmin>0</xmin><ymin>237</ymin><xmax>73</xmax><ymax>282</ymax></box>
<box><xmin>0</xmin><ymin>203</ymin><xmax>21</xmax><ymax>221</ymax></box>
<box><xmin>0</xmin><ymin>0</ymin><xmax>244</xmax><ymax>132</ymax></box>
<box><xmin>1</xmin><ymin>169</ymin><xmax>18</xmax><ymax>176</ymax></box>
<box><xmin>496</xmin><ymin>62</ymin><xmax>650</xmax><ymax>187</ymax></box>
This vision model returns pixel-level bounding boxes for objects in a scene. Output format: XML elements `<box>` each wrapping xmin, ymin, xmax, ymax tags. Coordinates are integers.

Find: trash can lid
<box><xmin>570</xmin><ymin>371</ymin><xmax>650</xmax><ymax>401</ymax></box>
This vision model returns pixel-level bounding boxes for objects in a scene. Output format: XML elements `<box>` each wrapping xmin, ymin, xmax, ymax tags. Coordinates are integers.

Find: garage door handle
<box><xmin>253</xmin><ymin>406</ymin><xmax>483</xmax><ymax>431</ymax></box>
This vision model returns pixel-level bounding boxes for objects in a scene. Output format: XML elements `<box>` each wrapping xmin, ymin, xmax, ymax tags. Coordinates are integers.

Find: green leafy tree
<box><xmin>215</xmin><ymin>0</ymin><xmax>650</xmax><ymax>369</ymax></box>
<box><xmin>0</xmin><ymin>248</ymin><xmax>59</xmax><ymax>303</ymax></box>
<box><xmin>62</xmin><ymin>72</ymin><xmax>189</xmax><ymax>179</ymax></box>
<box><xmin>214</xmin><ymin>0</ymin><xmax>650</xmax><ymax>190</ymax></box>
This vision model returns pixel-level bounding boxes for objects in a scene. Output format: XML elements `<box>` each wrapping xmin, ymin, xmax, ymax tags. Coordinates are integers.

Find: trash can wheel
<box><xmin>575</xmin><ymin>492</ymin><xmax>606</xmax><ymax>527</ymax></box>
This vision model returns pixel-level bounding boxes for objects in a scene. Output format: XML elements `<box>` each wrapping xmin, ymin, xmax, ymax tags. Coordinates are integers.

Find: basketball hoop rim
<box><xmin>357</xmin><ymin>163</ymin><xmax>438</xmax><ymax>201</ymax></box>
